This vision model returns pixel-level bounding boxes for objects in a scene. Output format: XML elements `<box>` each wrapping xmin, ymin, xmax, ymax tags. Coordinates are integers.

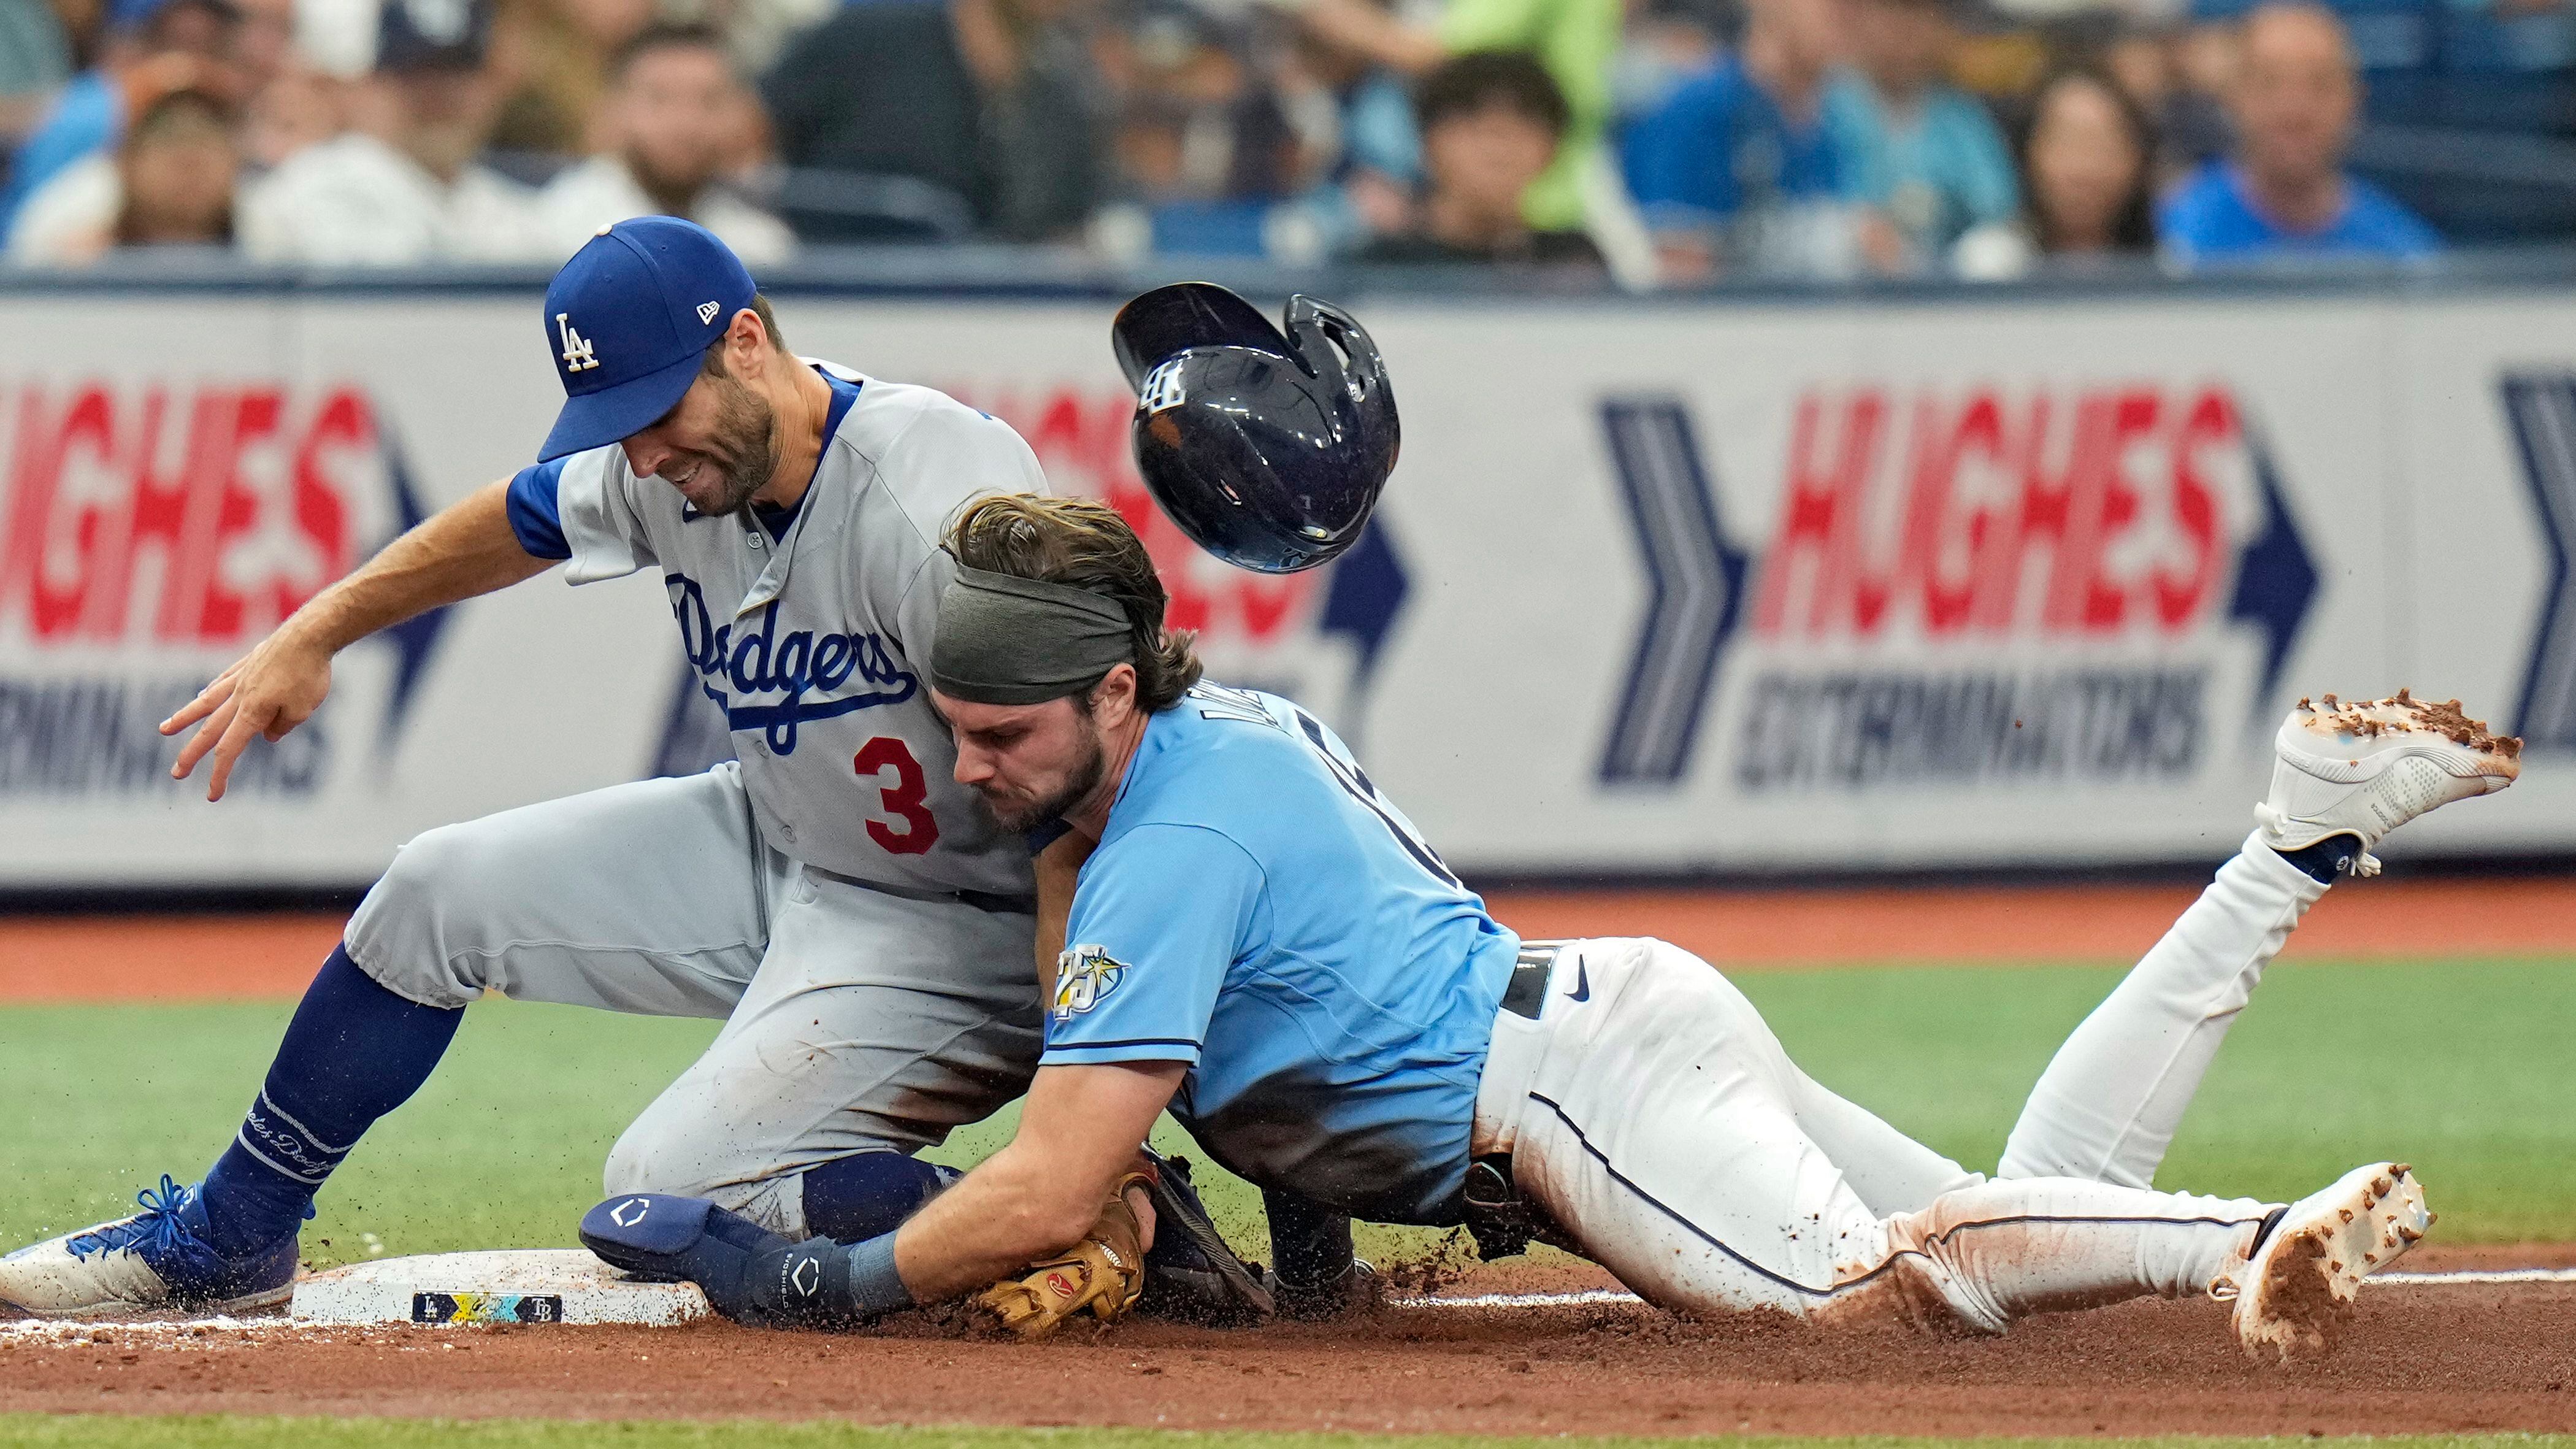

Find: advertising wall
<box><xmin>2</xmin><ymin>282</ymin><xmax>2570</xmax><ymax>885</ymax></box>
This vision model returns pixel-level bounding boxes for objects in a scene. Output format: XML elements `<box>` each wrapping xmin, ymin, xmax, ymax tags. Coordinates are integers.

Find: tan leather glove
<box><xmin>975</xmin><ymin>1171</ymin><xmax>1152</xmax><ymax>1340</ymax></box>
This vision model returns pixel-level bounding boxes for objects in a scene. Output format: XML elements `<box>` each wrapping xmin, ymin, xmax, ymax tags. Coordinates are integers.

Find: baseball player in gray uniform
<box><xmin>0</xmin><ymin>218</ymin><xmax>1067</xmax><ymax>1317</ymax></box>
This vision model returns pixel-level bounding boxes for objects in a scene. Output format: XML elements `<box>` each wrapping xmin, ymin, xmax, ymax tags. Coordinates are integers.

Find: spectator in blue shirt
<box><xmin>2159</xmin><ymin>0</ymin><xmax>2440</xmax><ymax>263</ymax></box>
<box><xmin>1822</xmin><ymin>0</ymin><xmax>2015</xmax><ymax>271</ymax></box>
<box><xmin>0</xmin><ymin>0</ymin><xmax>240</xmax><ymax>238</ymax></box>
<box><xmin>1619</xmin><ymin>0</ymin><xmax>1850</xmax><ymax>282</ymax></box>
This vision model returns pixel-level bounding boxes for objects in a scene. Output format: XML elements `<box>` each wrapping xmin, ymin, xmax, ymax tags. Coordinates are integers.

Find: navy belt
<box><xmin>1498</xmin><ymin>942</ymin><xmax>1561</xmax><ymax>1020</ymax></box>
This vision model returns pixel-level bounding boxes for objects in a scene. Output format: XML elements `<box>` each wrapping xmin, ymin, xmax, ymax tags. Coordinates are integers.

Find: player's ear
<box><xmin>1092</xmin><ymin>664</ymin><xmax>1140</xmax><ymax>728</ymax></box>
<box><xmin>724</xmin><ymin>309</ymin><xmax>769</xmax><ymax>379</ymax></box>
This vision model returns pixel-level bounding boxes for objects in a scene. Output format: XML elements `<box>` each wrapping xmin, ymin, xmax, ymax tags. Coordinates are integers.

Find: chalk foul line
<box><xmin>4</xmin><ymin>1267</ymin><xmax>2567</xmax><ymax>1338</ymax></box>
<box><xmin>1387</xmin><ymin>1267</ymin><xmax>2576</xmax><ymax>1311</ymax></box>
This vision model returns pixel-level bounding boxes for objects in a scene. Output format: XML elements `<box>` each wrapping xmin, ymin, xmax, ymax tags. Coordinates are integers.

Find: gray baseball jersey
<box><xmin>347</xmin><ymin>360</ymin><xmax>1058</xmax><ymax>1236</ymax></box>
<box><xmin>526</xmin><ymin>359</ymin><xmax>1048</xmax><ymax>897</ymax></box>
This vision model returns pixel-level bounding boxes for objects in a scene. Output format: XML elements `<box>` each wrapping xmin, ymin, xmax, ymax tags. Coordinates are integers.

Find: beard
<box><xmin>981</xmin><ymin>727</ymin><xmax>1105</xmax><ymax>834</ymax></box>
<box><xmin>670</xmin><ymin>372</ymin><xmax>778</xmax><ymax>517</ymax></box>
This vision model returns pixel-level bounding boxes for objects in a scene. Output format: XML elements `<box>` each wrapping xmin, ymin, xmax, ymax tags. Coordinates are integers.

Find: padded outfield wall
<box><xmin>1</xmin><ymin>269</ymin><xmax>2571</xmax><ymax>886</ymax></box>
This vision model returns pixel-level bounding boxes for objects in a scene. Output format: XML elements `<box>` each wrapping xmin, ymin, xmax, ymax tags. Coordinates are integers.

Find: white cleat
<box><xmin>2257</xmin><ymin>690</ymin><xmax>2521</xmax><ymax>875</ymax></box>
<box><xmin>0</xmin><ymin>1177</ymin><xmax>301</xmax><ymax>1320</ymax></box>
<box><xmin>2211</xmin><ymin>1162</ymin><xmax>2431</xmax><ymax>1363</ymax></box>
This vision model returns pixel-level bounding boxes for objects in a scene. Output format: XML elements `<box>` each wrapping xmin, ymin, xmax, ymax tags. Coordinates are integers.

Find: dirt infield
<box><xmin>8</xmin><ymin>891</ymin><xmax>2573</xmax><ymax>1434</ymax></box>
<box><xmin>4</xmin><ymin>1266</ymin><xmax>2574</xmax><ymax>1436</ymax></box>
<box><xmin>7</xmin><ymin>876</ymin><xmax>2576</xmax><ymax>1002</ymax></box>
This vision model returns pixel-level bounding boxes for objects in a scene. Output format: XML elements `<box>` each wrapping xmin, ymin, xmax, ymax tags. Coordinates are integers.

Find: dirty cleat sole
<box><xmin>2220</xmin><ymin>1162</ymin><xmax>2431</xmax><ymax>1363</ymax></box>
<box><xmin>2259</xmin><ymin>691</ymin><xmax>2521</xmax><ymax>872</ymax></box>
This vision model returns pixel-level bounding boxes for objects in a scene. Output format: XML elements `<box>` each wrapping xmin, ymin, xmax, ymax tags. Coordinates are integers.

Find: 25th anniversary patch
<box><xmin>1051</xmin><ymin>944</ymin><xmax>1126</xmax><ymax>1023</ymax></box>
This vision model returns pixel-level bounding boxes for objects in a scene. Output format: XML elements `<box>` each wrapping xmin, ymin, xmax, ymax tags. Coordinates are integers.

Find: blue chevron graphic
<box><xmin>2502</xmin><ymin>375</ymin><xmax>2576</xmax><ymax>750</ymax></box>
<box><xmin>1312</xmin><ymin>518</ymin><xmax>1409</xmax><ymax>751</ymax></box>
<box><xmin>1316</xmin><ymin>520</ymin><xmax>1408</xmax><ymax>696</ymax></box>
<box><xmin>2223</xmin><ymin>427</ymin><xmax>2319</xmax><ymax>731</ymax></box>
<box><xmin>1598</xmin><ymin>398</ymin><xmax>1750</xmax><ymax>784</ymax></box>
<box><xmin>372</xmin><ymin>425</ymin><xmax>454</xmax><ymax>754</ymax></box>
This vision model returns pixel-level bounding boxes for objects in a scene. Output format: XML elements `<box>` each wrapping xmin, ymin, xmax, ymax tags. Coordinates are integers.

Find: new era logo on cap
<box><xmin>535</xmin><ymin>218</ymin><xmax>757</xmax><ymax>463</ymax></box>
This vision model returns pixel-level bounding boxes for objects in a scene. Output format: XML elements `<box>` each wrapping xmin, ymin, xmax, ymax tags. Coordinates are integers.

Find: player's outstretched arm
<box><xmin>160</xmin><ymin>479</ymin><xmax>558</xmax><ymax>801</ymax></box>
<box><xmin>892</xmin><ymin>1059</ymin><xmax>1185</xmax><ymax>1303</ymax></box>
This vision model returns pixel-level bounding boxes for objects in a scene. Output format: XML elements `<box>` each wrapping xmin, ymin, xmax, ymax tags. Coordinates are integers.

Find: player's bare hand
<box><xmin>161</xmin><ymin>626</ymin><xmax>335</xmax><ymax>801</ymax></box>
<box><xmin>1125</xmin><ymin>1177</ymin><xmax>1157</xmax><ymax>1253</ymax></box>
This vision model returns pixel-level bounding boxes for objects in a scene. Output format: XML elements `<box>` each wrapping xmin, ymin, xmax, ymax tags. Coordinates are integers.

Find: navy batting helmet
<box><xmin>1111</xmin><ymin>283</ymin><xmax>1398</xmax><ymax>575</ymax></box>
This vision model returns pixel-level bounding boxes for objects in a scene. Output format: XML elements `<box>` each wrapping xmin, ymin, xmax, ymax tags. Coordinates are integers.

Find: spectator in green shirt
<box><xmin>1279</xmin><ymin>0</ymin><xmax>1619</xmax><ymax>229</ymax></box>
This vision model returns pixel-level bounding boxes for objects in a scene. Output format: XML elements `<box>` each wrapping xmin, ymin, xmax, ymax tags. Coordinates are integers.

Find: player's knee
<box><xmin>602</xmin><ymin>1124</ymin><xmax>800</xmax><ymax>1234</ymax></box>
<box><xmin>602</xmin><ymin>1111</ymin><xmax>745</xmax><ymax>1201</ymax></box>
<box><xmin>343</xmin><ymin>820</ymin><xmax>521</xmax><ymax>1003</ymax></box>
<box><xmin>602</xmin><ymin>1117</ymin><xmax>699</xmax><ymax>1201</ymax></box>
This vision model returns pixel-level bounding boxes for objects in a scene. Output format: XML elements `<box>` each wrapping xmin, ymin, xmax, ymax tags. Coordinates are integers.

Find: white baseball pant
<box><xmin>1472</xmin><ymin>834</ymin><xmax>2326</xmax><ymax>1326</ymax></box>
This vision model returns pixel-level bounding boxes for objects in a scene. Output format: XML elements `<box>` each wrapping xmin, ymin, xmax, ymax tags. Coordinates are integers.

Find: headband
<box><xmin>930</xmin><ymin>558</ymin><xmax>1137</xmax><ymax>705</ymax></box>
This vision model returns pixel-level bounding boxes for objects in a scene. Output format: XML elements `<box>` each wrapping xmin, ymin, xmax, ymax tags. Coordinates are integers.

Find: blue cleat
<box><xmin>1133</xmin><ymin>1151</ymin><xmax>1275</xmax><ymax>1325</ymax></box>
<box><xmin>580</xmin><ymin>1193</ymin><xmax>853</xmax><ymax>1328</ymax></box>
<box><xmin>0</xmin><ymin>1177</ymin><xmax>304</xmax><ymax>1319</ymax></box>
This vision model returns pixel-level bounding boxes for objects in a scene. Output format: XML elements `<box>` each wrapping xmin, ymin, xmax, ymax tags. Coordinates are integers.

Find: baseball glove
<box><xmin>976</xmin><ymin>1170</ymin><xmax>1152</xmax><ymax>1339</ymax></box>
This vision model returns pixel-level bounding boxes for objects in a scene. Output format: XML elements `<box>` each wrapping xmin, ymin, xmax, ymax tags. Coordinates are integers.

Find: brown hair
<box><xmin>701</xmin><ymin>294</ymin><xmax>787</xmax><ymax>376</ymax></box>
<box><xmin>1416</xmin><ymin>50</ymin><xmax>1570</xmax><ymax>140</ymax></box>
<box><xmin>114</xmin><ymin>88</ymin><xmax>236</xmax><ymax>247</ymax></box>
<box><xmin>611</xmin><ymin>20</ymin><xmax>735</xmax><ymax>83</ymax></box>
<box><xmin>947</xmin><ymin>494</ymin><xmax>1203</xmax><ymax>712</ymax></box>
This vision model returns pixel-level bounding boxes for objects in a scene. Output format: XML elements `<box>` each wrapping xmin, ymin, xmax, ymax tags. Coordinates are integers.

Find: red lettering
<box><xmin>193</xmin><ymin>388</ymin><xmax>283</xmax><ymax>641</ymax></box>
<box><xmin>28</xmin><ymin>386</ymin><xmax>118</xmax><ymax>640</ymax></box>
<box><xmin>140</xmin><ymin>390</ymin><xmax>241</xmax><ymax>640</ymax></box>
<box><xmin>1925</xmin><ymin>392</ymin><xmax>2011</xmax><ymax>634</ymax></box>
<box><xmin>2158</xmin><ymin>388</ymin><xmax>2231</xmax><ymax>629</ymax></box>
<box><xmin>1767</xmin><ymin>380</ymin><xmax>2244</xmax><ymax>642</ymax></box>
<box><xmin>2025</xmin><ymin>391</ymin><xmax>2111</xmax><ymax>631</ymax></box>
<box><xmin>1</xmin><ymin>385</ymin><xmax>59</xmax><ymax>631</ymax></box>
<box><xmin>1755</xmin><ymin>391</ymin><xmax>1884</xmax><ymax>636</ymax></box>
<box><xmin>90</xmin><ymin>387</ymin><xmax>209</xmax><ymax>639</ymax></box>
<box><xmin>2067</xmin><ymin>389</ymin><xmax>2155</xmax><ymax>632</ymax></box>
<box><xmin>285</xmin><ymin>390</ymin><xmax>363</xmax><ymax>620</ymax></box>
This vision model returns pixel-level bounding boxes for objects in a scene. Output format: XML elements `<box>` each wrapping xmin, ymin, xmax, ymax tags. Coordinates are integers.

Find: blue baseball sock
<box><xmin>196</xmin><ymin>946</ymin><xmax>464</xmax><ymax>1259</ymax></box>
<box><xmin>799</xmin><ymin>1151</ymin><xmax>959</xmax><ymax>1241</ymax></box>
<box><xmin>2277</xmin><ymin>833</ymin><xmax>2365</xmax><ymax>884</ymax></box>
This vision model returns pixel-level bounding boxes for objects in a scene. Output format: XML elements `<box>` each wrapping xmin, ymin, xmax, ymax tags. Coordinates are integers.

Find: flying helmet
<box><xmin>1111</xmin><ymin>282</ymin><xmax>1399</xmax><ymax>574</ymax></box>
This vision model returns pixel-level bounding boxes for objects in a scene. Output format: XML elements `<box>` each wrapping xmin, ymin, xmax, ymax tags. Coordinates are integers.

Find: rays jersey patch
<box><xmin>1052</xmin><ymin>944</ymin><xmax>1127</xmax><ymax>1023</ymax></box>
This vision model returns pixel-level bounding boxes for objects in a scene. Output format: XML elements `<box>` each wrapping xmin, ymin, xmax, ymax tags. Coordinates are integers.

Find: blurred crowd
<box><xmin>0</xmin><ymin>0</ymin><xmax>2566</xmax><ymax>282</ymax></box>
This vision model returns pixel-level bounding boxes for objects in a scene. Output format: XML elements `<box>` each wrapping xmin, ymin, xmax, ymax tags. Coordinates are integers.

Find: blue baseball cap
<box><xmin>538</xmin><ymin>217</ymin><xmax>758</xmax><ymax>464</ymax></box>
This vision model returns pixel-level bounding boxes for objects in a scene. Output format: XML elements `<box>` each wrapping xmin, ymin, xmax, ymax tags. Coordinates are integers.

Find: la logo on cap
<box><xmin>556</xmin><ymin>312</ymin><xmax>599</xmax><ymax>373</ymax></box>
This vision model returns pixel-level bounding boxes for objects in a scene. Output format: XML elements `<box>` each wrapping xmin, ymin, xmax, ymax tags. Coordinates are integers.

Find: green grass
<box><xmin>1</xmin><ymin>1424</ymin><xmax>2571</xmax><ymax>1449</ymax></box>
<box><xmin>2</xmin><ymin>958</ymin><xmax>2572</xmax><ymax>1272</ymax></box>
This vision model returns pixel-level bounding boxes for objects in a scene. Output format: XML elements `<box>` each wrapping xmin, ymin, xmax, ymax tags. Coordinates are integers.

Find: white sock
<box><xmin>1873</xmin><ymin>1177</ymin><xmax>2273</xmax><ymax>1332</ymax></box>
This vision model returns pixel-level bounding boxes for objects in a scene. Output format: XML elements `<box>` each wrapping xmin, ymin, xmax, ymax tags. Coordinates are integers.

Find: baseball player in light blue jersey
<box><xmin>586</xmin><ymin>492</ymin><xmax>2520</xmax><ymax>1359</ymax></box>
<box><xmin>0</xmin><ymin>219</ymin><xmax>1102</xmax><ymax>1320</ymax></box>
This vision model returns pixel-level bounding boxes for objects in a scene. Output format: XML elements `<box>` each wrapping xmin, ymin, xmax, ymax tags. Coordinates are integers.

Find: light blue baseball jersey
<box><xmin>1044</xmin><ymin>682</ymin><xmax>1521</xmax><ymax>1224</ymax></box>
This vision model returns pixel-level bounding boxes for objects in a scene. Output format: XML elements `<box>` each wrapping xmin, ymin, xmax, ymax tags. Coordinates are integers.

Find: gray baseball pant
<box><xmin>343</xmin><ymin>761</ymin><xmax>1041</xmax><ymax>1237</ymax></box>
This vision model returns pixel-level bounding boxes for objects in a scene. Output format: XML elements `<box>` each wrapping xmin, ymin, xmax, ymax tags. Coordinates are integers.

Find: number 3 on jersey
<box><xmin>853</xmin><ymin>736</ymin><xmax>940</xmax><ymax>855</ymax></box>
